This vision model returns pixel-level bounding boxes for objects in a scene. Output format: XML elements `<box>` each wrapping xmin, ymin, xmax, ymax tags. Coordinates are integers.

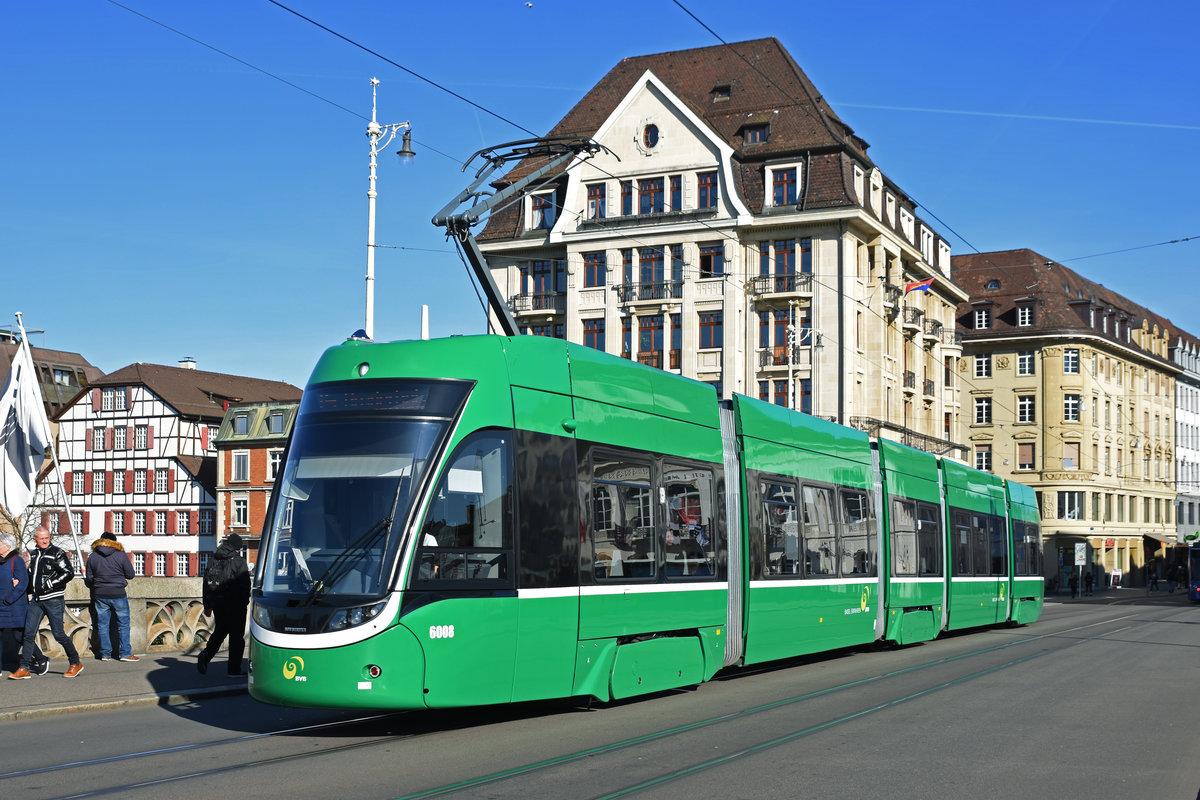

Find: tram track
<box><xmin>8</xmin><ymin>609</ymin><xmax>1150</xmax><ymax>800</ymax></box>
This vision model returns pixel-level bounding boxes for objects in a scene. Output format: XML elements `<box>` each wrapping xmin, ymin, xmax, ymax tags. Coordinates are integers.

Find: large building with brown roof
<box><xmin>952</xmin><ymin>249</ymin><xmax>1181</xmax><ymax>588</ymax></box>
<box><xmin>47</xmin><ymin>360</ymin><xmax>301</xmax><ymax>574</ymax></box>
<box><xmin>477</xmin><ymin>38</ymin><xmax>968</xmax><ymax>457</ymax></box>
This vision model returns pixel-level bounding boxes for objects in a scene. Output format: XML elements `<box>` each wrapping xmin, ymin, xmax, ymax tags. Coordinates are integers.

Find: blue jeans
<box><xmin>20</xmin><ymin>596</ymin><xmax>81</xmax><ymax>668</ymax></box>
<box><xmin>93</xmin><ymin>596</ymin><xmax>132</xmax><ymax>659</ymax></box>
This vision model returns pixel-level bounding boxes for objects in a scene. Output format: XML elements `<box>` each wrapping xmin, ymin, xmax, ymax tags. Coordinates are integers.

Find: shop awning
<box><xmin>1142</xmin><ymin>531</ymin><xmax>1179</xmax><ymax>545</ymax></box>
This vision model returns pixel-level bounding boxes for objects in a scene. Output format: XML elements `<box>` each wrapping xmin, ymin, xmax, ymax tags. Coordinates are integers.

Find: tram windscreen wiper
<box><xmin>300</xmin><ymin>515</ymin><xmax>393</xmax><ymax>607</ymax></box>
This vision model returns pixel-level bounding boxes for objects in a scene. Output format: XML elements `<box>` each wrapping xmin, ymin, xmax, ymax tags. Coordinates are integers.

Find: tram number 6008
<box><xmin>429</xmin><ymin>625</ymin><xmax>455</xmax><ymax>640</ymax></box>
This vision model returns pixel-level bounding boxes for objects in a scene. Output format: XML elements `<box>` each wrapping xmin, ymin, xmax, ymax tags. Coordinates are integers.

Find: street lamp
<box><xmin>364</xmin><ymin>77</ymin><xmax>414</xmax><ymax>340</ymax></box>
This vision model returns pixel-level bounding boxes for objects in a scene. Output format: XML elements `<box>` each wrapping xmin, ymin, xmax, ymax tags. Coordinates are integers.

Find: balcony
<box><xmin>883</xmin><ymin>283</ymin><xmax>902</xmax><ymax>306</ymax></box>
<box><xmin>902</xmin><ymin>305</ymin><xmax>924</xmax><ymax>332</ymax></box>
<box><xmin>637</xmin><ymin>351</ymin><xmax>662</xmax><ymax>368</ymax></box>
<box><xmin>923</xmin><ymin>318</ymin><xmax>943</xmax><ymax>339</ymax></box>
<box><xmin>903</xmin><ymin>370</ymin><xmax>917</xmax><ymax>390</ymax></box>
<box><xmin>758</xmin><ymin>345</ymin><xmax>804</xmax><ymax>368</ymax></box>
<box><xmin>749</xmin><ymin>273</ymin><xmax>813</xmax><ymax>297</ymax></box>
<box><xmin>509</xmin><ymin>292</ymin><xmax>565</xmax><ymax>315</ymax></box>
<box><xmin>923</xmin><ymin>378</ymin><xmax>936</xmax><ymax>397</ymax></box>
<box><xmin>849</xmin><ymin>416</ymin><xmax>969</xmax><ymax>460</ymax></box>
<box><xmin>941</xmin><ymin>328</ymin><xmax>964</xmax><ymax>350</ymax></box>
<box><xmin>614</xmin><ymin>281</ymin><xmax>683</xmax><ymax>303</ymax></box>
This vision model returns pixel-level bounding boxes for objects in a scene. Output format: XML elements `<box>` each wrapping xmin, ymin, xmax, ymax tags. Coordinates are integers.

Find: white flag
<box><xmin>0</xmin><ymin>338</ymin><xmax>53</xmax><ymax>518</ymax></box>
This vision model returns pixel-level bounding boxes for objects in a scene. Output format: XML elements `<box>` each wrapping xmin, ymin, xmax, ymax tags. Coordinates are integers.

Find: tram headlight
<box><xmin>252</xmin><ymin>602</ymin><xmax>271</xmax><ymax>628</ymax></box>
<box><xmin>323</xmin><ymin>600</ymin><xmax>388</xmax><ymax>633</ymax></box>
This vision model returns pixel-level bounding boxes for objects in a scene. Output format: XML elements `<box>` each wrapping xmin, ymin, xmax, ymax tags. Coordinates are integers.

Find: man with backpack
<box><xmin>197</xmin><ymin>533</ymin><xmax>251</xmax><ymax>676</ymax></box>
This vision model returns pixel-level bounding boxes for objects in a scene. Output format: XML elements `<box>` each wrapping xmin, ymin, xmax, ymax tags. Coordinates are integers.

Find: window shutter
<box><xmin>105</xmin><ymin>470</ymin><xmax>113</xmax><ymax>494</ymax></box>
<box><xmin>126</xmin><ymin>427</ymin><xmax>134</xmax><ymax>449</ymax></box>
<box><xmin>124</xmin><ymin>387</ymin><xmax>131</xmax><ymax>408</ymax></box>
<box><xmin>125</xmin><ymin>511</ymin><xmax>134</xmax><ymax>534</ymax></box>
<box><xmin>166</xmin><ymin>510</ymin><xmax>177</xmax><ymax>535</ymax></box>
<box><xmin>82</xmin><ymin>511</ymin><xmax>90</xmax><ymax>534</ymax></box>
<box><xmin>83</xmin><ymin>472</ymin><xmax>92</xmax><ymax>494</ymax></box>
<box><xmin>64</xmin><ymin>472</ymin><xmax>72</xmax><ymax>492</ymax></box>
<box><xmin>105</xmin><ymin>428</ymin><xmax>114</xmax><ymax>450</ymax></box>
<box><xmin>190</xmin><ymin>510</ymin><xmax>199</xmax><ymax>533</ymax></box>
<box><xmin>167</xmin><ymin>470</ymin><xmax>175</xmax><ymax>493</ymax></box>
<box><xmin>200</xmin><ymin>426</ymin><xmax>209</xmax><ymax>450</ymax></box>
<box><xmin>84</xmin><ymin>431</ymin><xmax>92</xmax><ymax>452</ymax></box>
<box><xmin>105</xmin><ymin>510</ymin><xmax>113</xmax><ymax>530</ymax></box>
<box><xmin>41</xmin><ymin>511</ymin><xmax>50</xmax><ymax>525</ymax></box>
<box><xmin>92</xmin><ymin>389</ymin><xmax>101</xmax><ymax>411</ymax></box>
<box><xmin>145</xmin><ymin>554</ymin><xmax>154</xmax><ymax>576</ymax></box>
<box><xmin>189</xmin><ymin>552</ymin><xmax>198</xmax><ymax>577</ymax></box>
<box><xmin>165</xmin><ymin>553</ymin><xmax>176</xmax><ymax>577</ymax></box>
<box><xmin>58</xmin><ymin>511</ymin><xmax>68</xmax><ymax>532</ymax></box>
<box><xmin>125</xmin><ymin>470</ymin><xmax>134</xmax><ymax>491</ymax></box>
<box><xmin>147</xmin><ymin>426</ymin><xmax>154</xmax><ymax>449</ymax></box>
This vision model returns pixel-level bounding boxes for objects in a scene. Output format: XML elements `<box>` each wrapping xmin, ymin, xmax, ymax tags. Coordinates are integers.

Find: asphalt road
<box><xmin>3</xmin><ymin>595</ymin><xmax>1197</xmax><ymax>800</ymax></box>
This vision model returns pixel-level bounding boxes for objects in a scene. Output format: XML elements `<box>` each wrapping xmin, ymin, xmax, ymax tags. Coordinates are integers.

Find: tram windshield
<box><xmin>258</xmin><ymin>380</ymin><xmax>469</xmax><ymax>603</ymax></box>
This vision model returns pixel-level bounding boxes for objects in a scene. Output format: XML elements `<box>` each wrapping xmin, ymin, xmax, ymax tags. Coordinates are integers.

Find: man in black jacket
<box><xmin>9</xmin><ymin>526</ymin><xmax>83</xmax><ymax>679</ymax></box>
<box><xmin>198</xmin><ymin>533</ymin><xmax>251</xmax><ymax>676</ymax></box>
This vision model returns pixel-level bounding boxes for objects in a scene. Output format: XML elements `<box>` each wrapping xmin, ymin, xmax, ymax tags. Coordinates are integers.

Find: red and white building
<box><xmin>50</xmin><ymin>361</ymin><xmax>301</xmax><ymax>576</ymax></box>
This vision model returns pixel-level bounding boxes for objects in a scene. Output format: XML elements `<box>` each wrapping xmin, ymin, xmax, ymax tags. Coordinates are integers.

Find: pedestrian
<box><xmin>1149</xmin><ymin>564</ymin><xmax>1159</xmax><ymax>591</ymax></box>
<box><xmin>85</xmin><ymin>532</ymin><xmax>138</xmax><ymax>662</ymax></box>
<box><xmin>1068</xmin><ymin>571</ymin><xmax>1079</xmax><ymax>599</ymax></box>
<box><xmin>197</xmin><ymin>533</ymin><xmax>251</xmax><ymax>676</ymax></box>
<box><xmin>0</xmin><ymin>533</ymin><xmax>31</xmax><ymax>674</ymax></box>
<box><xmin>8</xmin><ymin>526</ymin><xmax>83</xmax><ymax>679</ymax></box>
<box><xmin>1083</xmin><ymin>571</ymin><xmax>1094</xmax><ymax>596</ymax></box>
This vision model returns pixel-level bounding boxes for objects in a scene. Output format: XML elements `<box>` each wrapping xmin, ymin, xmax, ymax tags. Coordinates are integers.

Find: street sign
<box><xmin>1074</xmin><ymin>543</ymin><xmax>1087</xmax><ymax>566</ymax></box>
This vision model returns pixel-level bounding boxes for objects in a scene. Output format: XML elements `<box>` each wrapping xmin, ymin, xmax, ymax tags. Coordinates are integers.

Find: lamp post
<box><xmin>364</xmin><ymin>77</ymin><xmax>415</xmax><ymax>340</ymax></box>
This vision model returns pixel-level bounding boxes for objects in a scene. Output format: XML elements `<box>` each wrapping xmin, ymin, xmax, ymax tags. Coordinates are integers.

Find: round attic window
<box><xmin>642</xmin><ymin>124</ymin><xmax>659</xmax><ymax>149</ymax></box>
<box><xmin>986</xmin><ymin>279</ymin><xmax>1001</xmax><ymax>290</ymax></box>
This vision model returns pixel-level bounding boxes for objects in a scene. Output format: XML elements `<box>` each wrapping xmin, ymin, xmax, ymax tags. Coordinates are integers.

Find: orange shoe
<box><xmin>64</xmin><ymin>663</ymin><xmax>84</xmax><ymax>678</ymax></box>
<box><xmin>7</xmin><ymin>667</ymin><xmax>31</xmax><ymax>680</ymax></box>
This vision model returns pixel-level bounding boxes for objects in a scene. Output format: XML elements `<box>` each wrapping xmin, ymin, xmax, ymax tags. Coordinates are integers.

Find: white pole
<box><xmin>365</xmin><ymin>78</ymin><xmax>382</xmax><ymax>341</ymax></box>
<box><xmin>13</xmin><ymin>312</ymin><xmax>85</xmax><ymax>570</ymax></box>
<box><xmin>421</xmin><ymin>304</ymin><xmax>429</xmax><ymax>340</ymax></box>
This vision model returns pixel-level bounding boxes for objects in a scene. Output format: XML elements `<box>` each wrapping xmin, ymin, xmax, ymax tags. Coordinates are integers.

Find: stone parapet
<box><xmin>32</xmin><ymin>577</ymin><xmax>215</xmax><ymax>659</ymax></box>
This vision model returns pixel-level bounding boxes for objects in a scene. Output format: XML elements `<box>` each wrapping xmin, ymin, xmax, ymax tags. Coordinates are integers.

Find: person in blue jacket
<box><xmin>0</xmin><ymin>533</ymin><xmax>33</xmax><ymax>674</ymax></box>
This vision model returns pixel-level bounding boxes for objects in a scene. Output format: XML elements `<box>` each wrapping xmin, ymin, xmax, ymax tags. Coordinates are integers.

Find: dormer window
<box><xmin>530</xmin><ymin>191</ymin><xmax>556</xmax><ymax>230</ymax></box>
<box><xmin>586</xmin><ymin>183</ymin><xmax>606</xmax><ymax>219</ymax></box>
<box><xmin>771</xmin><ymin>167</ymin><xmax>797</xmax><ymax>205</ymax></box>
<box><xmin>711</xmin><ymin>85</ymin><xmax>731</xmax><ymax>102</ymax></box>
<box><xmin>744</xmin><ymin>124</ymin><xmax>768</xmax><ymax>144</ymax></box>
<box><xmin>1017</xmin><ymin>306</ymin><xmax>1034</xmax><ymax>327</ymax></box>
<box><xmin>974</xmin><ymin>309</ymin><xmax>991</xmax><ymax>330</ymax></box>
<box><xmin>234</xmin><ymin>413</ymin><xmax>249</xmax><ymax>436</ymax></box>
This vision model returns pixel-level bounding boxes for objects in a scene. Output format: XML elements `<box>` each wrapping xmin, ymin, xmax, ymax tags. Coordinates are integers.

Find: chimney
<box><xmin>179</xmin><ymin>357</ymin><xmax>197</xmax><ymax>370</ymax></box>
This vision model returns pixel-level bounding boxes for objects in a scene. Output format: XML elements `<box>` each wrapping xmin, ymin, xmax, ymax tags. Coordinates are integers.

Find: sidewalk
<box><xmin>0</xmin><ymin>651</ymin><xmax>247</xmax><ymax>722</ymax></box>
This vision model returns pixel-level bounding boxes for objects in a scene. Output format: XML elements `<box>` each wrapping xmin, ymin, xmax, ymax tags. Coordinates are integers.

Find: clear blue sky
<box><xmin>3</xmin><ymin>1</ymin><xmax>1197</xmax><ymax>388</ymax></box>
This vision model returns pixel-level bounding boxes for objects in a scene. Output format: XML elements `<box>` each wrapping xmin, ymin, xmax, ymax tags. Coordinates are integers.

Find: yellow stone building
<box><xmin>953</xmin><ymin>250</ymin><xmax>1179</xmax><ymax>589</ymax></box>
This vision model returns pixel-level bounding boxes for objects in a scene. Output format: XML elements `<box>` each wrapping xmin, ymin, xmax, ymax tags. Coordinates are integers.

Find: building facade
<box><xmin>953</xmin><ymin>250</ymin><xmax>1180</xmax><ymax>588</ymax></box>
<box><xmin>214</xmin><ymin>401</ymin><xmax>298</xmax><ymax>568</ymax></box>
<box><xmin>51</xmin><ymin>361</ymin><xmax>301</xmax><ymax>575</ymax></box>
<box><xmin>1172</xmin><ymin>333</ymin><xmax>1200</xmax><ymax>545</ymax></box>
<box><xmin>477</xmin><ymin>38</ymin><xmax>969</xmax><ymax>458</ymax></box>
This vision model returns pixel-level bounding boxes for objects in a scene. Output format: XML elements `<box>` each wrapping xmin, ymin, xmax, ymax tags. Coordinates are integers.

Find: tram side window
<box><xmin>663</xmin><ymin>463</ymin><xmax>717</xmax><ymax>579</ymax></box>
<box><xmin>952</xmin><ymin>509</ymin><xmax>972</xmax><ymax>575</ymax></box>
<box><xmin>1014</xmin><ymin>522</ymin><xmax>1042</xmax><ymax>576</ymax></box>
<box><xmin>989</xmin><ymin>515</ymin><xmax>1007</xmax><ymax>575</ymax></box>
<box><xmin>971</xmin><ymin>514</ymin><xmax>990</xmax><ymax>575</ymax></box>
<box><xmin>591</xmin><ymin>454</ymin><xmax>655</xmax><ymax>581</ymax></box>
<box><xmin>761</xmin><ymin>479</ymin><xmax>800</xmax><ymax>576</ymax></box>
<box><xmin>840</xmin><ymin>490</ymin><xmax>875</xmax><ymax>576</ymax></box>
<box><xmin>891</xmin><ymin>499</ymin><xmax>917</xmax><ymax>576</ymax></box>
<box><xmin>916</xmin><ymin>502</ymin><xmax>942</xmax><ymax>576</ymax></box>
<box><xmin>414</xmin><ymin>431</ymin><xmax>514</xmax><ymax>585</ymax></box>
<box><xmin>1013</xmin><ymin>522</ymin><xmax>1028</xmax><ymax>575</ymax></box>
<box><xmin>802</xmin><ymin>485</ymin><xmax>837</xmax><ymax>575</ymax></box>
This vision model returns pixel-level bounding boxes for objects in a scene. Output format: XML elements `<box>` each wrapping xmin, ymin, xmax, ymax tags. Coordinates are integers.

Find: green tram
<box><xmin>249</xmin><ymin>334</ymin><xmax>1043</xmax><ymax>710</ymax></box>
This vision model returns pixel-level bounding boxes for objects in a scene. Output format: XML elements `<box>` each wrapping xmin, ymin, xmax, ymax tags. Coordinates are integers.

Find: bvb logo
<box><xmin>860</xmin><ymin>586</ymin><xmax>871</xmax><ymax>612</ymax></box>
<box><xmin>282</xmin><ymin>656</ymin><xmax>306</xmax><ymax>680</ymax></box>
<box><xmin>999</xmin><ymin>584</ymin><xmax>1006</xmax><ymax>601</ymax></box>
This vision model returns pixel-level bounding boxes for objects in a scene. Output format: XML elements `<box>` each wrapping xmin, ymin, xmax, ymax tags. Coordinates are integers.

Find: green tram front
<box><xmin>250</xmin><ymin>363</ymin><xmax>521</xmax><ymax>709</ymax></box>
